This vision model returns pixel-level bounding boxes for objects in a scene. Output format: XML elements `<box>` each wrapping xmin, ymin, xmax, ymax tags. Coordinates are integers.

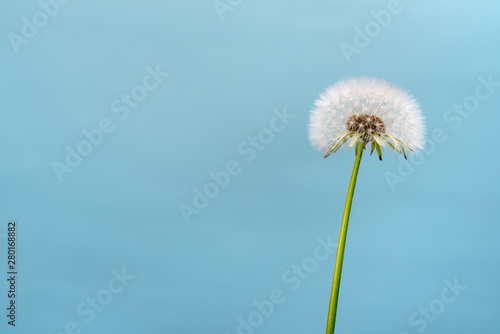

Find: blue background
<box><xmin>1</xmin><ymin>0</ymin><xmax>499</xmax><ymax>333</ymax></box>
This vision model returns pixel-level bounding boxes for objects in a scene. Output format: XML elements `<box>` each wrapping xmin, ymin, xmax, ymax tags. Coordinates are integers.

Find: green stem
<box><xmin>325</xmin><ymin>142</ymin><xmax>365</xmax><ymax>334</ymax></box>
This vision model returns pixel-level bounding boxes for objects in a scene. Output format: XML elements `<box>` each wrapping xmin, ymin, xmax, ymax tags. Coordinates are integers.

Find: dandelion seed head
<box><xmin>308</xmin><ymin>77</ymin><xmax>426</xmax><ymax>158</ymax></box>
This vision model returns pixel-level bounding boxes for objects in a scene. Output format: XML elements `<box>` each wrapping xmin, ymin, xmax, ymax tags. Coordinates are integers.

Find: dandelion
<box><xmin>308</xmin><ymin>77</ymin><xmax>426</xmax><ymax>334</ymax></box>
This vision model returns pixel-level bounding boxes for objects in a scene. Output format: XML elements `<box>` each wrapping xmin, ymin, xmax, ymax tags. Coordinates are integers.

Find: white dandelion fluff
<box><xmin>309</xmin><ymin>77</ymin><xmax>426</xmax><ymax>159</ymax></box>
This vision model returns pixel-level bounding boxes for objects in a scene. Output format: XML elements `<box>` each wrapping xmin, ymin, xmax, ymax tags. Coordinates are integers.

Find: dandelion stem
<box><xmin>325</xmin><ymin>141</ymin><xmax>365</xmax><ymax>334</ymax></box>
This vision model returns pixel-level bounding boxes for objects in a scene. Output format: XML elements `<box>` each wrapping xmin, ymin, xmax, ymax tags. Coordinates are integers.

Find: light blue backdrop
<box><xmin>1</xmin><ymin>0</ymin><xmax>499</xmax><ymax>333</ymax></box>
